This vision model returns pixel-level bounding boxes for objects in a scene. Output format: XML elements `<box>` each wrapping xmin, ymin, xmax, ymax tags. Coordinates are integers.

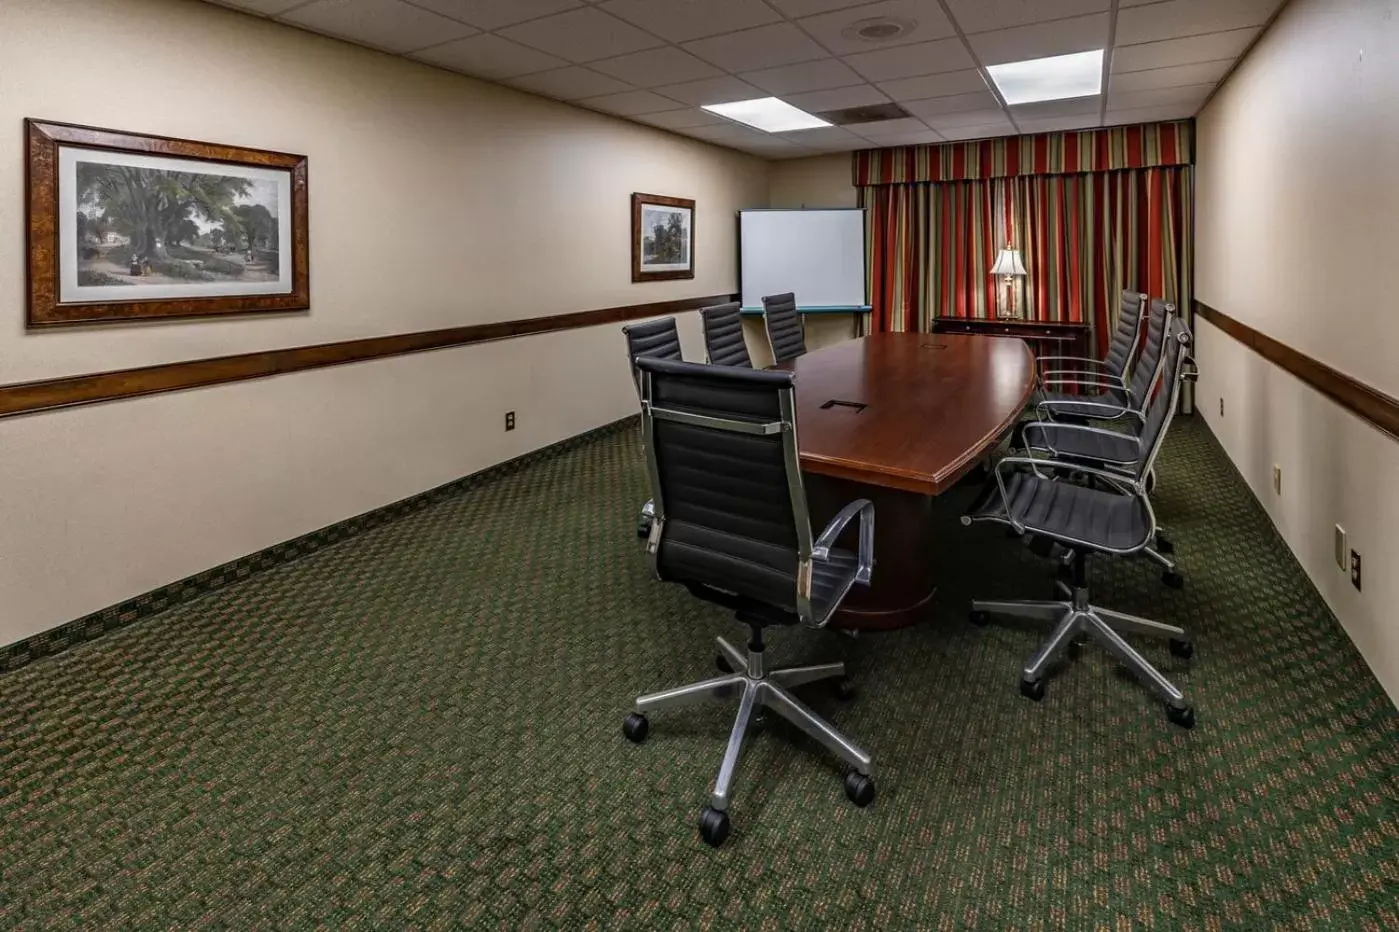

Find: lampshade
<box><xmin>990</xmin><ymin>247</ymin><xmax>1027</xmax><ymax>277</ymax></box>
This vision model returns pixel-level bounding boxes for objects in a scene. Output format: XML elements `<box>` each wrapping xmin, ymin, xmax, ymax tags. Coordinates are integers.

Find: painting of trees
<box><xmin>76</xmin><ymin>163</ymin><xmax>254</xmax><ymax>261</ymax></box>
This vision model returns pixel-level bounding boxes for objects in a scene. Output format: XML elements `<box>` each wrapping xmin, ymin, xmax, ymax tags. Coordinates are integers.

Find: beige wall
<box><xmin>0</xmin><ymin>0</ymin><xmax>769</xmax><ymax>646</ymax></box>
<box><xmin>1195</xmin><ymin>0</ymin><xmax>1399</xmax><ymax>704</ymax></box>
<box><xmin>744</xmin><ymin>153</ymin><xmax>864</xmax><ymax>356</ymax></box>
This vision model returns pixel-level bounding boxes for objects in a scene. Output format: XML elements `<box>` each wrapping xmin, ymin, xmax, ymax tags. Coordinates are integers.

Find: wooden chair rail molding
<box><xmin>1194</xmin><ymin>300</ymin><xmax>1399</xmax><ymax>442</ymax></box>
<box><xmin>0</xmin><ymin>294</ymin><xmax>737</xmax><ymax>420</ymax></box>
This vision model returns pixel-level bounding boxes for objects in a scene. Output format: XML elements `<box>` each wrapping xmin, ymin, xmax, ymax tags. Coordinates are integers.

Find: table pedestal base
<box><xmin>805</xmin><ymin>475</ymin><xmax>938</xmax><ymax>631</ymax></box>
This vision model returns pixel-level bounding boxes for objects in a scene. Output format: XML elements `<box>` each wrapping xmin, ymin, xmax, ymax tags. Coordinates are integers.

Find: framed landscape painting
<box><xmin>631</xmin><ymin>193</ymin><xmax>695</xmax><ymax>282</ymax></box>
<box><xmin>25</xmin><ymin>119</ymin><xmax>309</xmax><ymax>327</ymax></box>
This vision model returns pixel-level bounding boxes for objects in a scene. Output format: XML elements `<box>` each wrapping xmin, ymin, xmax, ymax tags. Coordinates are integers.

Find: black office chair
<box><xmin>963</xmin><ymin>316</ymin><xmax>1197</xmax><ymax>728</ymax></box>
<box><xmin>1035</xmin><ymin>298</ymin><xmax>1173</xmax><ymax>425</ymax></box>
<box><xmin>700</xmin><ymin>302</ymin><xmax>751</xmax><ymax>368</ymax></box>
<box><xmin>622</xmin><ymin>355</ymin><xmax>877</xmax><ymax>847</ymax></box>
<box><xmin>1021</xmin><ymin>320</ymin><xmax>1199</xmax><ymax>588</ymax></box>
<box><xmin>1037</xmin><ymin>290</ymin><xmax>1146</xmax><ymax>392</ymax></box>
<box><xmin>622</xmin><ymin>317</ymin><xmax>683</xmax><ymax>538</ymax></box>
<box><xmin>761</xmin><ymin>292</ymin><xmax>806</xmax><ymax>364</ymax></box>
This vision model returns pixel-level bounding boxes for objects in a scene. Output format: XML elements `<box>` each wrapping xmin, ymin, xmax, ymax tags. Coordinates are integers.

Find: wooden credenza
<box><xmin>931</xmin><ymin>317</ymin><xmax>1091</xmax><ymax>360</ymax></box>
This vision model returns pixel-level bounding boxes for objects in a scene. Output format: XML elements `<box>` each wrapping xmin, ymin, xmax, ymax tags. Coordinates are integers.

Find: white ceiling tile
<box><xmin>919</xmin><ymin>107</ymin><xmax>1012</xmax><ymax>128</ymax></box>
<box><xmin>937</xmin><ymin>121</ymin><xmax>1016</xmax><ymax>141</ymax></box>
<box><xmin>1115</xmin><ymin>0</ymin><xmax>1281</xmax><ymax>46</ymax></box>
<box><xmin>858</xmin><ymin>129</ymin><xmax>945</xmax><ymax>145</ymax></box>
<box><xmin>600</xmin><ymin>0</ymin><xmax>781</xmax><ymax>42</ymax></box>
<box><xmin>842</xmin><ymin>37</ymin><xmax>975</xmax><ymax>81</ymax></box>
<box><xmin>683</xmin><ymin>23</ymin><xmax>830</xmax><ymax>72</ymax></box>
<box><xmin>967</xmin><ymin>12</ymin><xmax>1110</xmax><ymax>66</ymax></box>
<box><xmin>589</xmin><ymin>47</ymin><xmax>723</xmax><ymax>86</ymax></box>
<box><xmin>767</xmin><ymin>0</ymin><xmax>882</xmax><ymax>17</ymax></box>
<box><xmin>1103</xmin><ymin>103</ymin><xmax>1200</xmax><ymax>126</ymax></box>
<box><xmin>577</xmin><ymin>89</ymin><xmax>685</xmax><ymax>115</ymax></box>
<box><xmin>901</xmin><ymin>90</ymin><xmax>1001</xmax><ymax>116</ymax></box>
<box><xmin>654</xmin><ymin>75</ymin><xmax>766</xmax><ymax>106</ymax></box>
<box><xmin>280</xmin><ymin>0</ymin><xmax>478</xmax><ymax>53</ymax></box>
<box><xmin>853</xmin><ymin>117</ymin><xmax>928</xmax><ymax>137</ymax></box>
<box><xmin>1107</xmin><ymin>83</ymin><xmax>1212</xmax><ymax>110</ymax></box>
<box><xmin>408</xmin><ymin>0</ymin><xmax>582</xmax><ymax>30</ymax></box>
<box><xmin>211</xmin><ymin>0</ymin><xmax>308</xmax><ymax>14</ymax></box>
<box><xmin>498</xmin><ymin>6</ymin><xmax>664</xmax><ymax>62</ymax></box>
<box><xmin>781</xmin><ymin>83</ymin><xmax>890</xmax><ymax>112</ymax></box>
<box><xmin>1112</xmin><ymin>28</ymin><xmax>1258</xmax><ymax>72</ymax></box>
<box><xmin>1016</xmin><ymin>114</ymin><xmax>1102</xmax><ymax>133</ymax></box>
<box><xmin>944</xmin><ymin>0</ymin><xmax>1110</xmax><ymax>35</ymax></box>
<box><xmin>741</xmin><ymin>59</ymin><xmax>865</xmax><ymax>95</ymax></box>
<box><xmin>797</xmin><ymin>0</ymin><xmax>955</xmax><ymax>56</ymax></box>
<box><xmin>632</xmin><ymin>109</ymin><xmax>730</xmax><ymax>129</ymax></box>
<box><xmin>876</xmin><ymin>69</ymin><xmax>989</xmax><ymax>102</ymax></box>
<box><xmin>410</xmin><ymin>33</ymin><xmax>568</xmax><ymax>77</ymax></box>
<box><xmin>1106</xmin><ymin>59</ymin><xmax>1232</xmax><ymax>93</ymax></box>
<box><xmin>505</xmin><ymin>65</ymin><xmax>633</xmax><ymax>99</ymax></box>
<box><xmin>777</xmin><ymin>125</ymin><xmax>868</xmax><ymax>146</ymax></box>
<box><xmin>1009</xmin><ymin>95</ymin><xmax>1100</xmax><ymax>119</ymax></box>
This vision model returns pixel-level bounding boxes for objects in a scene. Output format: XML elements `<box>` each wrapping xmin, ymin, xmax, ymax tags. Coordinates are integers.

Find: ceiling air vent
<box><xmin>842</xmin><ymin>17</ymin><xmax>916</xmax><ymax>43</ymax></box>
<box><xmin>819</xmin><ymin>103</ymin><xmax>912</xmax><ymax>126</ymax></box>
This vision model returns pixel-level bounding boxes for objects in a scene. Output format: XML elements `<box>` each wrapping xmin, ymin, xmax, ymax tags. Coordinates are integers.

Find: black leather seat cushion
<box><xmin>969</xmin><ymin>470</ymin><xmax>1152</xmax><ymax>553</ymax></box>
<box><xmin>1022</xmin><ymin>422</ymin><xmax>1140</xmax><ymax>466</ymax></box>
<box><xmin>1033</xmin><ymin>385</ymin><xmax>1127</xmax><ymax>419</ymax></box>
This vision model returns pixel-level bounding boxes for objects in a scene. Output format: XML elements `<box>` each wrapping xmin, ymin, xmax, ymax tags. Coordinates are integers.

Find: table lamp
<box><xmin>990</xmin><ymin>245</ymin><xmax>1027</xmax><ymax>319</ymax></box>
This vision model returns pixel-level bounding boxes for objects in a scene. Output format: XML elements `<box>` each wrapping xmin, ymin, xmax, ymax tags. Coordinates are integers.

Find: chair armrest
<box><xmin>1040</xmin><ymin>369</ymin><xmax>1128</xmax><ymax>389</ymax></box>
<box><xmin>1037</xmin><ymin>355</ymin><xmax>1110</xmax><ymax>370</ymax></box>
<box><xmin>1036</xmin><ymin>397</ymin><xmax>1142</xmax><ymax>422</ymax></box>
<box><xmin>1038</xmin><ymin>374</ymin><xmax>1123</xmax><ymax>391</ymax></box>
<box><xmin>813</xmin><ymin>498</ymin><xmax>875</xmax><ymax>586</ymax></box>
<box><xmin>1021</xmin><ymin>421</ymin><xmax>1143</xmax><ymax>456</ymax></box>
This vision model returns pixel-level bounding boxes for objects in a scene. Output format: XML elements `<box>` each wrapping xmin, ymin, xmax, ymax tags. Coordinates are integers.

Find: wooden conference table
<box><xmin>776</xmin><ymin>332</ymin><xmax>1036</xmax><ymax>630</ymax></box>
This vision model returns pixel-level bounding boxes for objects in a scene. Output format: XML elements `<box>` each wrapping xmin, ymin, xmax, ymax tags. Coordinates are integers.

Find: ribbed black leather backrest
<box><xmin>636</xmin><ymin>356</ymin><xmax>801</xmax><ymax>611</ymax></box>
<box><xmin>1138</xmin><ymin>317</ymin><xmax>1190</xmax><ymax>473</ymax></box>
<box><xmin>762</xmin><ymin>292</ymin><xmax>806</xmax><ymax>364</ymax></box>
<box><xmin>1104</xmin><ymin>291</ymin><xmax>1146</xmax><ymax>378</ymax></box>
<box><xmin>1129</xmin><ymin>299</ymin><xmax>1172</xmax><ymax>405</ymax></box>
<box><xmin>623</xmin><ymin>316</ymin><xmax>682</xmax><ymax>367</ymax></box>
<box><xmin>700</xmin><ymin>302</ymin><xmax>751</xmax><ymax>367</ymax></box>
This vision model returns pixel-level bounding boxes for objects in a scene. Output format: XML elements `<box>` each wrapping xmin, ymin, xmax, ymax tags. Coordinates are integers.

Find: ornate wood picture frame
<box><xmin>631</xmin><ymin>193</ymin><xmax>695</xmax><ymax>283</ymax></box>
<box><xmin>25</xmin><ymin>119</ymin><xmax>310</xmax><ymax>327</ymax></box>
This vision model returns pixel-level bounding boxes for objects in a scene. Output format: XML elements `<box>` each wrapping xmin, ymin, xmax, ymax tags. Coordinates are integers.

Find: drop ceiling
<box><xmin>207</xmin><ymin>0</ymin><xmax>1285</xmax><ymax>159</ymax></box>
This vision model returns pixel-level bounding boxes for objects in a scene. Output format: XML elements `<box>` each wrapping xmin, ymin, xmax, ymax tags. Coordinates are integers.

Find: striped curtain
<box><xmin>855</xmin><ymin>122</ymin><xmax>1194</xmax><ymax>357</ymax></box>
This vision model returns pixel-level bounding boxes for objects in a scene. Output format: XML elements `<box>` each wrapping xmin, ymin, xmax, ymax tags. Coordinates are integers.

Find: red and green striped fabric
<box><xmin>856</xmin><ymin>124</ymin><xmax>1193</xmax><ymax>358</ymax></box>
<box><xmin>854</xmin><ymin>121</ymin><xmax>1193</xmax><ymax>185</ymax></box>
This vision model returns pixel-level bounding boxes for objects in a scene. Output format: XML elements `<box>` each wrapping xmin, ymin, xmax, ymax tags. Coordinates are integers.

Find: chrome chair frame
<box><xmin>631</xmin><ymin>364</ymin><xmax>876</xmax><ymax>838</ymax></box>
<box><xmin>1036</xmin><ymin>291</ymin><xmax>1147</xmax><ymax>389</ymax></box>
<box><xmin>1036</xmin><ymin>302</ymin><xmax>1176</xmax><ymax>426</ymax></box>
<box><xmin>965</xmin><ymin>322</ymin><xmax>1197</xmax><ymax>727</ymax></box>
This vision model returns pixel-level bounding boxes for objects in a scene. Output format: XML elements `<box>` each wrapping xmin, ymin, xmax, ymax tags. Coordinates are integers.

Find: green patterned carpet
<box><xmin>1</xmin><ymin>417</ymin><xmax>1396</xmax><ymax>930</ymax></box>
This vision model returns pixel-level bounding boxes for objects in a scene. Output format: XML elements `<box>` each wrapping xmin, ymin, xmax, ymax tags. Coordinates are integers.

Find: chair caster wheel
<box><xmin>1166</xmin><ymin>704</ymin><xmax>1195</xmax><ymax>729</ymax></box>
<box><xmin>622</xmin><ymin>712</ymin><xmax>649</xmax><ymax>743</ymax></box>
<box><xmin>1169</xmin><ymin>638</ymin><xmax>1194</xmax><ymax>659</ymax></box>
<box><xmin>1162</xmin><ymin>570</ymin><xmax>1185</xmax><ymax>589</ymax></box>
<box><xmin>699</xmin><ymin>806</ymin><xmax>730</xmax><ymax>847</ymax></box>
<box><xmin>636</xmin><ymin>519</ymin><xmax>651</xmax><ymax>539</ymax></box>
<box><xmin>715</xmin><ymin>654</ymin><xmax>733</xmax><ymax>673</ymax></box>
<box><xmin>969</xmin><ymin>610</ymin><xmax>989</xmax><ymax>626</ymax></box>
<box><xmin>833</xmin><ymin>677</ymin><xmax>856</xmax><ymax>701</ymax></box>
<box><xmin>1156</xmin><ymin>534</ymin><xmax>1175</xmax><ymax>555</ymax></box>
<box><xmin>1020</xmin><ymin>678</ymin><xmax>1045</xmax><ymax>702</ymax></box>
<box><xmin>844</xmin><ymin>771</ymin><xmax>876</xmax><ymax>808</ymax></box>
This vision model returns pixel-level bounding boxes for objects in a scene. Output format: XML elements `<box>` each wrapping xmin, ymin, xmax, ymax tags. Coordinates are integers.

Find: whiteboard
<box><xmin>739</xmin><ymin>209</ymin><xmax>867</xmax><ymax>310</ymax></box>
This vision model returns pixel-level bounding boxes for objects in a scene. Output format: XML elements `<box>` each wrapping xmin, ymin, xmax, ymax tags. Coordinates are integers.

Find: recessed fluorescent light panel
<box><xmin>702</xmin><ymin>97</ymin><xmax>831</xmax><ymax>133</ymax></box>
<box><xmin>986</xmin><ymin>50</ymin><xmax>1104</xmax><ymax>106</ymax></box>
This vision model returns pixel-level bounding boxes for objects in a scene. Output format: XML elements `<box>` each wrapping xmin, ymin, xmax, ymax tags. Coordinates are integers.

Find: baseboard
<box><xmin>0</xmin><ymin>415</ymin><xmax>639</xmax><ymax>674</ymax></box>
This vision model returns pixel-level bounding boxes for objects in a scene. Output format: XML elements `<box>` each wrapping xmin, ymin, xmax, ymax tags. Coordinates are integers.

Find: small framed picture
<box><xmin>25</xmin><ymin>119</ymin><xmax>309</xmax><ymax>327</ymax></box>
<box><xmin>631</xmin><ymin>193</ymin><xmax>695</xmax><ymax>283</ymax></box>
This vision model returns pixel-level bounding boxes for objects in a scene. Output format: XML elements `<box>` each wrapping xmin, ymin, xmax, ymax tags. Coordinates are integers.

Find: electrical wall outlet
<box><xmin>1219</xmin><ymin>397</ymin><xmax>1224</xmax><ymax>417</ymax></box>
<box><xmin>504</xmin><ymin>411</ymin><xmax>516</xmax><ymax>431</ymax></box>
<box><xmin>1334</xmin><ymin>525</ymin><xmax>1347</xmax><ymax>570</ymax></box>
<box><xmin>1350</xmin><ymin>550</ymin><xmax>1362</xmax><ymax>591</ymax></box>
<box><xmin>1272</xmin><ymin>464</ymin><xmax>1282</xmax><ymax>496</ymax></box>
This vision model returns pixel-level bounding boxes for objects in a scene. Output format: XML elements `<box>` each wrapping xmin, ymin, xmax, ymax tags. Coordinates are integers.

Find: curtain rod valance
<box><xmin>853</xmin><ymin>120</ymin><xmax>1193</xmax><ymax>186</ymax></box>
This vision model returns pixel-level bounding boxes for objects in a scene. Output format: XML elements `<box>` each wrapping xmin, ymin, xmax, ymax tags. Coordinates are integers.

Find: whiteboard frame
<box><xmin>736</xmin><ymin>207</ymin><xmax>869</xmax><ymax>312</ymax></box>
